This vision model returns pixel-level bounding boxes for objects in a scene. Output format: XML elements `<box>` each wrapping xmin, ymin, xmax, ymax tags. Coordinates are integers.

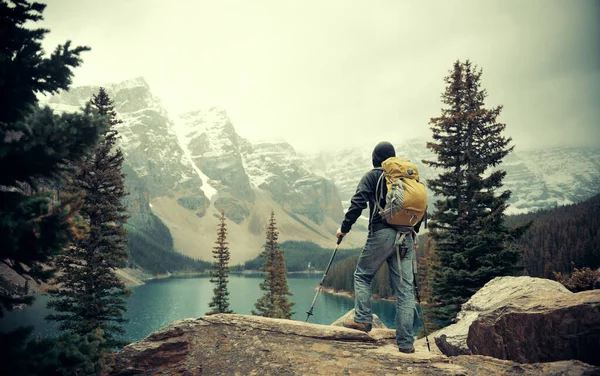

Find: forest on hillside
<box><xmin>507</xmin><ymin>194</ymin><xmax>600</xmax><ymax>278</ymax></box>
<box><xmin>126</xmin><ymin>213</ymin><xmax>212</xmax><ymax>274</ymax></box>
<box><xmin>232</xmin><ymin>241</ymin><xmax>362</xmax><ymax>272</ymax></box>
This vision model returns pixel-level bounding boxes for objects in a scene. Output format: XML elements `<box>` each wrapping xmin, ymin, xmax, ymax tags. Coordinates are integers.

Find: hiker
<box><xmin>336</xmin><ymin>141</ymin><xmax>425</xmax><ymax>354</ymax></box>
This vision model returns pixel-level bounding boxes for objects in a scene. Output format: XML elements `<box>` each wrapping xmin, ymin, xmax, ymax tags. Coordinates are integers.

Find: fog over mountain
<box><xmin>38</xmin><ymin>0</ymin><xmax>600</xmax><ymax>154</ymax></box>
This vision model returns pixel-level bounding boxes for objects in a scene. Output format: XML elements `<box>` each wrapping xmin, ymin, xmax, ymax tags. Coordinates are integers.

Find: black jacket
<box><xmin>340</xmin><ymin>168</ymin><xmax>423</xmax><ymax>235</ymax></box>
<box><xmin>341</xmin><ymin>141</ymin><xmax>422</xmax><ymax>235</ymax></box>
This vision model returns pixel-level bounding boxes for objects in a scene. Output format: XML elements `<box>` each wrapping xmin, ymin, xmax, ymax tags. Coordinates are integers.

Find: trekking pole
<box><xmin>305</xmin><ymin>236</ymin><xmax>343</xmax><ymax>322</ymax></box>
<box><xmin>413</xmin><ymin>264</ymin><xmax>431</xmax><ymax>352</ymax></box>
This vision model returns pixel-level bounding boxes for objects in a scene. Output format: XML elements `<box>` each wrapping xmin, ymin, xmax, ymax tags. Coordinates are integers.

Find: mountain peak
<box><xmin>109</xmin><ymin>77</ymin><xmax>150</xmax><ymax>91</ymax></box>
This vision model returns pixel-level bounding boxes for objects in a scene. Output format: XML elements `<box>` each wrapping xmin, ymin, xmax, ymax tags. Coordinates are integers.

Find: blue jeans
<box><xmin>353</xmin><ymin>227</ymin><xmax>415</xmax><ymax>349</ymax></box>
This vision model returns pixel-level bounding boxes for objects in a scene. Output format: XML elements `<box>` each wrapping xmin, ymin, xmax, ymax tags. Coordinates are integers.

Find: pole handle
<box><xmin>336</xmin><ymin>236</ymin><xmax>343</xmax><ymax>245</ymax></box>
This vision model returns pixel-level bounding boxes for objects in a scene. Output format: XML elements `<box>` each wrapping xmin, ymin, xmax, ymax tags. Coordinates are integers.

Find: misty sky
<box><xmin>38</xmin><ymin>0</ymin><xmax>600</xmax><ymax>153</ymax></box>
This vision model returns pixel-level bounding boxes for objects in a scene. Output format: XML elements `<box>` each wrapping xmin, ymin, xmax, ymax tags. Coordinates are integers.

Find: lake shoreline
<box><xmin>121</xmin><ymin>270</ymin><xmax>396</xmax><ymax>303</ymax></box>
<box><xmin>120</xmin><ymin>269</ymin><xmax>328</xmax><ymax>286</ymax></box>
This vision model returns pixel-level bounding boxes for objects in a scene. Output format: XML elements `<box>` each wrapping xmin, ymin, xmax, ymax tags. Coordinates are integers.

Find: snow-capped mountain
<box><xmin>305</xmin><ymin>140</ymin><xmax>600</xmax><ymax>215</ymax></box>
<box><xmin>242</xmin><ymin>140</ymin><xmax>342</xmax><ymax>225</ymax></box>
<box><xmin>502</xmin><ymin>147</ymin><xmax>600</xmax><ymax>213</ymax></box>
<box><xmin>173</xmin><ymin>108</ymin><xmax>255</xmax><ymax>223</ymax></box>
<box><xmin>173</xmin><ymin>107</ymin><xmax>343</xmax><ymax>227</ymax></box>
<box><xmin>45</xmin><ymin>77</ymin><xmax>207</xmax><ymax>201</ymax></box>
<box><xmin>44</xmin><ymin>79</ymin><xmax>351</xmax><ymax>264</ymax></box>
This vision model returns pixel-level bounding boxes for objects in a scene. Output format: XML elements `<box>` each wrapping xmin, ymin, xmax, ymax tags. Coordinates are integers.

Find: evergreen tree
<box><xmin>0</xmin><ymin>0</ymin><xmax>103</xmax><ymax>316</ymax></box>
<box><xmin>422</xmin><ymin>60</ymin><xmax>529</xmax><ymax>324</ymax></box>
<box><xmin>206</xmin><ymin>211</ymin><xmax>233</xmax><ymax>315</ymax></box>
<box><xmin>252</xmin><ymin>211</ymin><xmax>294</xmax><ymax>319</ymax></box>
<box><xmin>0</xmin><ymin>327</ymin><xmax>107</xmax><ymax>376</ymax></box>
<box><xmin>46</xmin><ymin>88</ymin><xmax>131</xmax><ymax>348</ymax></box>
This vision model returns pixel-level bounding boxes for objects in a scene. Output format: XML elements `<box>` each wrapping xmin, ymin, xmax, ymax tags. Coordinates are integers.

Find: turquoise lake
<box><xmin>0</xmin><ymin>274</ymin><xmax>402</xmax><ymax>343</ymax></box>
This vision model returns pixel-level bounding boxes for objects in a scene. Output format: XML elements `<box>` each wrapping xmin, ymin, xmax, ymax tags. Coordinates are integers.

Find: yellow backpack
<box><xmin>375</xmin><ymin>157</ymin><xmax>427</xmax><ymax>227</ymax></box>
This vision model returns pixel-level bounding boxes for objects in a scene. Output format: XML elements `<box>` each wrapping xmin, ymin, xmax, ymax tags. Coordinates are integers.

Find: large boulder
<box><xmin>433</xmin><ymin>276</ymin><xmax>600</xmax><ymax>366</ymax></box>
<box><xmin>434</xmin><ymin>276</ymin><xmax>571</xmax><ymax>356</ymax></box>
<box><xmin>468</xmin><ymin>289</ymin><xmax>600</xmax><ymax>365</ymax></box>
<box><xmin>109</xmin><ymin>314</ymin><xmax>599</xmax><ymax>375</ymax></box>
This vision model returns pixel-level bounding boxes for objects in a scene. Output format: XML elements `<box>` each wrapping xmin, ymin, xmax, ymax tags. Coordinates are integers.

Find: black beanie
<box><xmin>372</xmin><ymin>141</ymin><xmax>395</xmax><ymax>167</ymax></box>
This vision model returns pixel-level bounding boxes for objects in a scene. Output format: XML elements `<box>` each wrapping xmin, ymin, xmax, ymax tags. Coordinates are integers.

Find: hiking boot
<box><xmin>398</xmin><ymin>346</ymin><xmax>415</xmax><ymax>354</ymax></box>
<box><xmin>341</xmin><ymin>318</ymin><xmax>372</xmax><ymax>333</ymax></box>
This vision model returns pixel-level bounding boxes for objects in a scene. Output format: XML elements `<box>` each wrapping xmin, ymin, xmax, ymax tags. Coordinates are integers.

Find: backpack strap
<box><xmin>368</xmin><ymin>168</ymin><xmax>385</xmax><ymax>236</ymax></box>
<box><xmin>374</xmin><ymin>170</ymin><xmax>385</xmax><ymax>213</ymax></box>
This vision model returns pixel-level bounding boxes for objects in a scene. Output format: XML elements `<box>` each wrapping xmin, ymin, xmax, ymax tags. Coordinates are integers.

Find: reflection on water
<box><xmin>0</xmin><ymin>274</ymin><xmax>400</xmax><ymax>343</ymax></box>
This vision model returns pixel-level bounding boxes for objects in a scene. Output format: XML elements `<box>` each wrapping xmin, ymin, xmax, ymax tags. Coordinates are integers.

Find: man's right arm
<box><xmin>340</xmin><ymin>173</ymin><xmax>372</xmax><ymax>234</ymax></box>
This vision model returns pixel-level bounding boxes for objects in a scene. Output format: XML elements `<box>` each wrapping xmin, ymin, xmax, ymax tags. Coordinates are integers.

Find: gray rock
<box><xmin>214</xmin><ymin>195</ymin><xmax>250</xmax><ymax>224</ymax></box>
<box><xmin>468</xmin><ymin>289</ymin><xmax>600</xmax><ymax>365</ymax></box>
<box><xmin>433</xmin><ymin>276</ymin><xmax>572</xmax><ymax>356</ymax></box>
<box><xmin>433</xmin><ymin>275</ymin><xmax>600</xmax><ymax>367</ymax></box>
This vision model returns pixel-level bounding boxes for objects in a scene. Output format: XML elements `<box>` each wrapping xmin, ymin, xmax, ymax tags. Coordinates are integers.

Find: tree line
<box><xmin>506</xmin><ymin>194</ymin><xmax>600</xmax><ymax>278</ymax></box>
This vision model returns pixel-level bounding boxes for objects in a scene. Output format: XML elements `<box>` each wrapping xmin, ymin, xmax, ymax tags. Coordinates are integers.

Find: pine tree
<box><xmin>0</xmin><ymin>0</ymin><xmax>103</xmax><ymax>316</ymax></box>
<box><xmin>206</xmin><ymin>211</ymin><xmax>233</xmax><ymax>315</ymax></box>
<box><xmin>46</xmin><ymin>88</ymin><xmax>131</xmax><ymax>348</ymax></box>
<box><xmin>0</xmin><ymin>327</ymin><xmax>107</xmax><ymax>376</ymax></box>
<box><xmin>252</xmin><ymin>211</ymin><xmax>295</xmax><ymax>319</ymax></box>
<box><xmin>422</xmin><ymin>60</ymin><xmax>529</xmax><ymax>324</ymax></box>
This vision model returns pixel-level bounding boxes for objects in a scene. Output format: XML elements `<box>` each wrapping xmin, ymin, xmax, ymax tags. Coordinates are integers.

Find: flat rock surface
<box><xmin>109</xmin><ymin>314</ymin><xmax>599</xmax><ymax>376</ymax></box>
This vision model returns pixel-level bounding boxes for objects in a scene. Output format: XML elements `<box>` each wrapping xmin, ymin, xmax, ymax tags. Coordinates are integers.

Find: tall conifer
<box><xmin>47</xmin><ymin>88</ymin><xmax>131</xmax><ymax>348</ymax></box>
<box><xmin>207</xmin><ymin>212</ymin><xmax>233</xmax><ymax>315</ymax></box>
<box><xmin>0</xmin><ymin>0</ymin><xmax>101</xmax><ymax>316</ymax></box>
<box><xmin>422</xmin><ymin>60</ymin><xmax>529</xmax><ymax>324</ymax></box>
<box><xmin>253</xmin><ymin>211</ymin><xmax>294</xmax><ymax>319</ymax></box>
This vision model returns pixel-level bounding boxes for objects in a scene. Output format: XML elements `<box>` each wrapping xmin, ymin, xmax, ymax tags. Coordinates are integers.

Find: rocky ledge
<box><xmin>110</xmin><ymin>314</ymin><xmax>599</xmax><ymax>376</ymax></box>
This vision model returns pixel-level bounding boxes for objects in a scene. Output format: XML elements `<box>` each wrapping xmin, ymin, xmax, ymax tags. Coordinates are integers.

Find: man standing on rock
<box><xmin>336</xmin><ymin>141</ymin><xmax>423</xmax><ymax>354</ymax></box>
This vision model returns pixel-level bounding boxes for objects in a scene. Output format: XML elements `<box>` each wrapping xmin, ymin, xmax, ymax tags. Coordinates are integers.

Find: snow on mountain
<box><xmin>173</xmin><ymin>108</ymin><xmax>255</xmax><ymax>226</ymax></box>
<box><xmin>44</xmin><ymin>77</ymin><xmax>208</xmax><ymax>203</ymax></box>
<box><xmin>173</xmin><ymin>108</ymin><xmax>343</xmax><ymax>226</ymax></box>
<box><xmin>242</xmin><ymin>140</ymin><xmax>343</xmax><ymax>225</ymax></box>
<box><xmin>305</xmin><ymin>140</ymin><xmax>600</xmax><ymax>216</ymax></box>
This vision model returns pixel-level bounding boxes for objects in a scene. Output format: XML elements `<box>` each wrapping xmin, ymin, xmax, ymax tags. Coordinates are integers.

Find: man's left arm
<box><xmin>337</xmin><ymin>174</ymin><xmax>372</xmax><ymax>237</ymax></box>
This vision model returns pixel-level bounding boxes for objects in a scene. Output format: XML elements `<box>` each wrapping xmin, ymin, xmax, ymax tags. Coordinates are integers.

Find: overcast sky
<box><xmin>39</xmin><ymin>0</ymin><xmax>600</xmax><ymax>153</ymax></box>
